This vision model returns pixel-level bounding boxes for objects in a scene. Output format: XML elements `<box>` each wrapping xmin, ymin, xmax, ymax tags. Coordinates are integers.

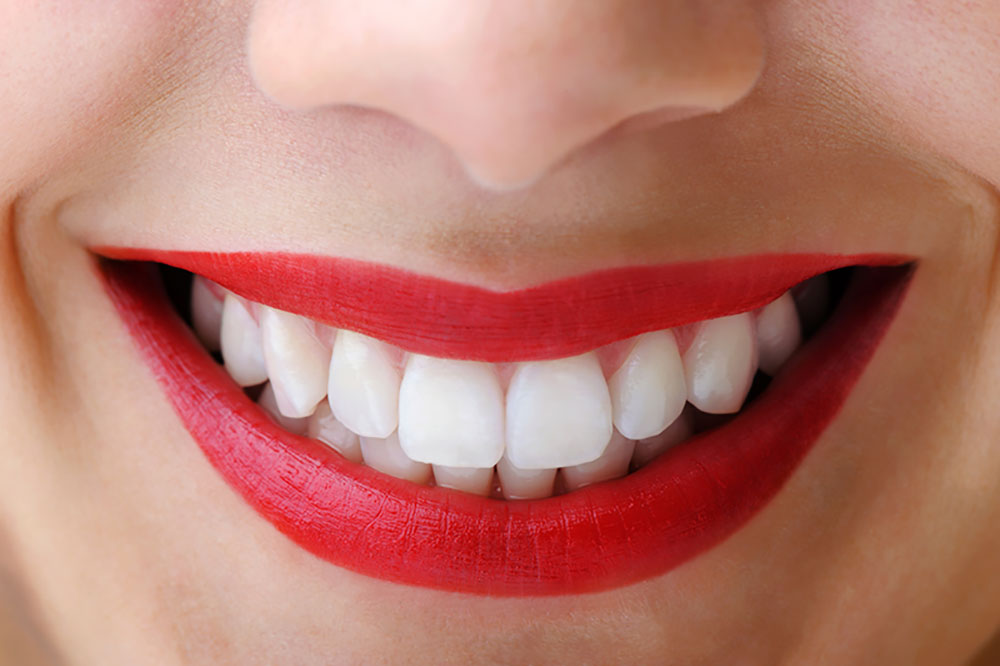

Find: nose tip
<box><xmin>248</xmin><ymin>1</ymin><xmax>765</xmax><ymax>189</ymax></box>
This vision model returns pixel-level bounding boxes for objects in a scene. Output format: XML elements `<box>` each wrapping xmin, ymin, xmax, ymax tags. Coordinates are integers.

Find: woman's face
<box><xmin>2</xmin><ymin>1</ymin><xmax>999</xmax><ymax>663</ymax></box>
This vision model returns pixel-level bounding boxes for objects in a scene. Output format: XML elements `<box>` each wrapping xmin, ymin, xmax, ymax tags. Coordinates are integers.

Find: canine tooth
<box><xmin>307</xmin><ymin>401</ymin><xmax>362</xmax><ymax>463</ymax></box>
<box><xmin>561</xmin><ymin>430</ymin><xmax>635</xmax><ymax>491</ymax></box>
<box><xmin>683</xmin><ymin>313</ymin><xmax>757</xmax><ymax>414</ymax></box>
<box><xmin>432</xmin><ymin>465</ymin><xmax>494</xmax><ymax>496</ymax></box>
<box><xmin>328</xmin><ymin>330</ymin><xmax>400</xmax><ymax>438</ymax></box>
<box><xmin>398</xmin><ymin>355</ymin><xmax>505</xmax><ymax>467</ymax></box>
<box><xmin>260</xmin><ymin>307</ymin><xmax>330</xmax><ymax>418</ymax></box>
<box><xmin>496</xmin><ymin>456</ymin><xmax>557</xmax><ymax>500</ymax></box>
<box><xmin>258</xmin><ymin>383</ymin><xmax>309</xmax><ymax>435</ymax></box>
<box><xmin>190</xmin><ymin>276</ymin><xmax>223</xmax><ymax>351</ymax></box>
<box><xmin>221</xmin><ymin>294</ymin><xmax>268</xmax><ymax>386</ymax></box>
<box><xmin>505</xmin><ymin>352</ymin><xmax>613</xmax><ymax>469</ymax></box>
<box><xmin>756</xmin><ymin>292</ymin><xmax>802</xmax><ymax>375</ymax></box>
<box><xmin>359</xmin><ymin>432</ymin><xmax>431</xmax><ymax>484</ymax></box>
<box><xmin>632</xmin><ymin>409</ymin><xmax>693</xmax><ymax>468</ymax></box>
<box><xmin>608</xmin><ymin>331</ymin><xmax>687</xmax><ymax>440</ymax></box>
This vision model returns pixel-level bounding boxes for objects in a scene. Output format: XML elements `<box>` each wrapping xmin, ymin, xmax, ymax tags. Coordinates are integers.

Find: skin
<box><xmin>1</xmin><ymin>0</ymin><xmax>999</xmax><ymax>663</ymax></box>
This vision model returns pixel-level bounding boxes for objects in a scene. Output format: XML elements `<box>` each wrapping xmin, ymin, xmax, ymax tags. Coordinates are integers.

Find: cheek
<box><xmin>0</xmin><ymin>0</ymin><xmax>193</xmax><ymax>192</ymax></box>
<box><xmin>835</xmin><ymin>0</ymin><xmax>1000</xmax><ymax>186</ymax></box>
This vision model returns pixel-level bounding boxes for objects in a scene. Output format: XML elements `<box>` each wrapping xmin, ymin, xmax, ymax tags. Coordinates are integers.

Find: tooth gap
<box><xmin>157</xmin><ymin>263</ymin><xmax>856</xmax><ymax>500</ymax></box>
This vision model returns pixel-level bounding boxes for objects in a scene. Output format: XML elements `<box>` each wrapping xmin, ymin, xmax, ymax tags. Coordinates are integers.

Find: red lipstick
<box><xmin>97</xmin><ymin>253</ymin><xmax>912</xmax><ymax>595</ymax></box>
<box><xmin>96</xmin><ymin>248</ymin><xmax>905</xmax><ymax>361</ymax></box>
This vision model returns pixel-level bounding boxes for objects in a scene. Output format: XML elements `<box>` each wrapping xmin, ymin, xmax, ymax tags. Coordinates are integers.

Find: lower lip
<box><xmin>99</xmin><ymin>259</ymin><xmax>912</xmax><ymax>596</ymax></box>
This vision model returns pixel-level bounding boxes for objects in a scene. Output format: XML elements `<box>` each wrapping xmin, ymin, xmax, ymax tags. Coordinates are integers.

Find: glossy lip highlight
<box><xmin>95</xmin><ymin>248</ymin><xmax>908</xmax><ymax>361</ymax></box>
<box><xmin>98</xmin><ymin>254</ymin><xmax>913</xmax><ymax>596</ymax></box>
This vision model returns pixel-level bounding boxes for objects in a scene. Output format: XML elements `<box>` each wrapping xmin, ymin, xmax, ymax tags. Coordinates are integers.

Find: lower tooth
<box><xmin>307</xmin><ymin>401</ymin><xmax>362</xmax><ymax>463</ymax></box>
<box><xmin>432</xmin><ymin>465</ymin><xmax>494</xmax><ymax>496</ymax></box>
<box><xmin>258</xmin><ymin>383</ymin><xmax>309</xmax><ymax>436</ymax></box>
<box><xmin>359</xmin><ymin>432</ymin><xmax>432</xmax><ymax>484</ymax></box>
<box><xmin>190</xmin><ymin>276</ymin><xmax>223</xmax><ymax>352</ymax></box>
<box><xmin>632</xmin><ymin>409</ymin><xmax>693</xmax><ymax>468</ymax></box>
<box><xmin>561</xmin><ymin>430</ymin><xmax>635</xmax><ymax>491</ymax></box>
<box><xmin>496</xmin><ymin>456</ymin><xmax>557</xmax><ymax>500</ymax></box>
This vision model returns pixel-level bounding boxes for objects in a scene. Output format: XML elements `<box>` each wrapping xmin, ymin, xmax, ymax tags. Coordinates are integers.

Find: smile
<box><xmin>95</xmin><ymin>249</ymin><xmax>913</xmax><ymax>595</ymax></box>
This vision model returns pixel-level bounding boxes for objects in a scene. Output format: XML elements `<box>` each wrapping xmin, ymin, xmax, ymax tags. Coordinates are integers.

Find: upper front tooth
<box><xmin>260</xmin><ymin>307</ymin><xmax>331</xmax><ymax>418</ymax></box>
<box><xmin>190</xmin><ymin>276</ymin><xmax>223</xmax><ymax>352</ymax></box>
<box><xmin>398</xmin><ymin>355</ymin><xmax>505</xmax><ymax>467</ymax></box>
<box><xmin>608</xmin><ymin>330</ymin><xmax>687</xmax><ymax>440</ymax></box>
<box><xmin>683</xmin><ymin>313</ymin><xmax>757</xmax><ymax>414</ymax></box>
<box><xmin>220</xmin><ymin>294</ymin><xmax>268</xmax><ymax>387</ymax></box>
<box><xmin>327</xmin><ymin>330</ymin><xmax>400</xmax><ymax>438</ymax></box>
<box><xmin>755</xmin><ymin>291</ymin><xmax>802</xmax><ymax>375</ymax></box>
<box><xmin>505</xmin><ymin>352</ymin><xmax>613</xmax><ymax>469</ymax></box>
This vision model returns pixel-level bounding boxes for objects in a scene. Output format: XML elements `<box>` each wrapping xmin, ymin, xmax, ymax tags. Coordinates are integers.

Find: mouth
<box><xmin>95</xmin><ymin>248</ymin><xmax>913</xmax><ymax>596</ymax></box>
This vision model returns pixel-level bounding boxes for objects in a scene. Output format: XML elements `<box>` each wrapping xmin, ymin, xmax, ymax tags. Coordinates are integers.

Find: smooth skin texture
<box><xmin>1</xmin><ymin>1</ymin><xmax>999</xmax><ymax>664</ymax></box>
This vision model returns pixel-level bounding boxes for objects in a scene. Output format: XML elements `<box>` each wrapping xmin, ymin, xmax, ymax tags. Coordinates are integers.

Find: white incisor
<box><xmin>608</xmin><ymin>330</ymin><xmax>687</xmax><ymax>440</ymax></box>
<box><xmin>505</xmin><ymin>352</ymin><xmax>613</xmax><ymax>470</ymax></box>
<box><xmin>260</xmin><ymin>306</ymin><xmax>331</xmax><ymax>418</ymax></box>
<box><xmin>327</xmin><ymin>330</ymin><xmax>400</xmax><ymax>438</ymax></box>
<box><xmin>398</xmin><ymin>355</ymin><xmax>505</xmax><ymax>468</ymax></box>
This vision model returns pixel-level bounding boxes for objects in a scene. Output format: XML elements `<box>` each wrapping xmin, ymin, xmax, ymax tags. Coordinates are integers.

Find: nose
<box><xmin>248</xmin><ymin>0</ymin><xmax>765</xmax><ymax>188</ymax></box>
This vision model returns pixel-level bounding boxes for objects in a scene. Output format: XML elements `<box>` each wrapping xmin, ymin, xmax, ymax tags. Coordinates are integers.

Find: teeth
<box><xmin>258</xmin><ymin>383</ymin><xmax>309</xmax><ymax>435</ymax></box>
<box><xmin>207</xmin><ymin>272</ymin><xmax>828</xmax><ymax>497</ymax></box>
<box><xmin>495</xmin><ymin>455</ymin><xmax>557</xmax><ymax>500</ymax></box>
<box><xmin>327</xmin><ymin>330</ymin><xmax>400</xmax><ymax>438</ymax></box>
<box><xmin>260</xmin><ymin>307</ymin><xmax>331</xmax><ymax>418</ymax></box>
<box><xmin>359</xmin><ymin>432</ymin><xmax>432</xmax><ymax>484</ymax></box>
<box><xmin>190</xmin><ymin>276</ymin><xmax>223</xmax><ymax>351</ymax></box>
<box><xmin>561</xmin><ymin>430</ymin><xmax>635</xmax><ymax>491</ymax></box>
<box><xmin>398</xmin><ymin>355</ymin><xmax>505</xmax><ymax>467</ymax></box>
<box><xmin>683</xmin><ymin>313</ymin><xmax>757</xmax><ymax>414</ymax></box>
<box><xmin>632</xmin><ymin>408</ymin><xmax>693</xmax><ymax>468</ymax></box>
<box><xmin>432</xmin><ymin>465</ymin><xmax>494</xmax><ymax>496</ymax></box>
<box><xmin>608</xmin><ymin>331</ymin><xmax>687</xmax><ymax>440</ymax></box>
<box><xmin>220</xmin><ymin>294</ymin><xmax>268</xmax><ymax>387</ymax></box>
<box><xmin>307</xmin><ymin>401</ymin><xmax>362</xmax><ymax>463</ymax></box>
<box><xmin>505</xmin><ymin>352</ymin><xmax>613</xmax><ymax>469</ymax></box>
<box><xmin>756</xmin><ymin>292</ymin><xmax>802</xmax><ymax>375</ymax></box>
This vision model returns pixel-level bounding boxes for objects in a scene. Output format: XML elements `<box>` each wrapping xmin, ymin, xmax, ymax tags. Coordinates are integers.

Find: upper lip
<box><xmin>94</xmin><ymin>247</ymin><xmax>909</xmax><ymax>361</ymax></box>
